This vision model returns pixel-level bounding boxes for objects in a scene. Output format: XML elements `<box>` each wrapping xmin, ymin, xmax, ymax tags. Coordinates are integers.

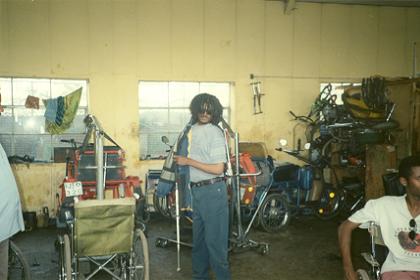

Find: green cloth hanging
<box><xmin>45</xmin><ymin>87</ymin><xmax>82</xmax><ymax>134</ymax></box>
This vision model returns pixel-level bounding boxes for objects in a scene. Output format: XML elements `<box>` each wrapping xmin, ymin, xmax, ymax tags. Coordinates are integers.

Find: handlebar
<box><xmin>60</xmin><ymin>139</ymin><xmax>79</xmax><ymax>149</ymax></box>
<box><xmin>275</xmin><ymin>147</ymin><xmax>299</xmax><ymax>156</ymax></box>
<box><xmin>238</xmin><ymin>170</ymin><xmax>262</xmax><ymax>177</ymax></box>
<box><xmin>289</xmin><ymin>111</ymin><xmax>315</xmax><ymax>124</ymax></box>
<box><xmin>325</xmin><ymin>122</ymin><xmax>355</xmax><ymax>128</ymax></box>
<box><xmin>276</xmin><ymin>147</ymin><xmax>312</xmax><ymax>165</ymax></box>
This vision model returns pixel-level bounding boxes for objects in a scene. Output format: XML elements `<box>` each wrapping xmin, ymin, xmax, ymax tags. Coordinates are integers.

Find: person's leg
<box><xmin>204</xmin><ymin>182</ymin><xmax>230</xmax><ymax>280</ymax></box>
<box><xmin>0</xmin><ymin>239</ymin><xmax>9</xmax><ymax>280</ymax></box>
<box><xmin>192</xmin><ymin>188</ymin><xmax>210</xmax><ymax>280</ymax></box>
<box><xmin>382</xmin><ymin>271</ymin><xmax>420</xmax><ymax>280</ymax></box>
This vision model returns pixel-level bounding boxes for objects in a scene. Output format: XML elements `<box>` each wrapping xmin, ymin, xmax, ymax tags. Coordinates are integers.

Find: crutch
<box><xmin>221</xmin><ymin>120</ymin><xmax>235</xmax><ymax>242</ymax></box>
<box><xmin>173</xmin><ymin>121</ymin><xmax>192</xmax><ymax>272</ymax></box>
<box><xmin>175</xmin><ymin>166</ymin><xmax>181</xmax><ymax>271</ymax></box>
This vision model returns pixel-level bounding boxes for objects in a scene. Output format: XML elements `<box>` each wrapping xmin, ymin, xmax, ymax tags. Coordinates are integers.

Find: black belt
<box><xmin>190</xmin><ymin>177</ymin><xmax>225</xmax><ymax>188</ymax></box>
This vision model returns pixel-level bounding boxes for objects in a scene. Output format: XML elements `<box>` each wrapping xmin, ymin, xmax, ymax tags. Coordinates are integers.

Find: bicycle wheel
<box><xmin>258</xmin><ymin>193</ymin><xmax>291</xmax><ymax>232</ymax></box>
<box><xmin>129</xmin><ymin>229</ymin><xmax>149</xmax><ymax>280</ymax></box>
<box><xmin>8</xmin><ymin>240</ymin><xmax>31</xmax><ymax>280</ymax></box>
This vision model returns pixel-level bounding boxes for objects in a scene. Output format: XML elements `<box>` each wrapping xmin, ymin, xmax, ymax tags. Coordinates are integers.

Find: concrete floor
<box><xmin>10</xmin><ymin>214</ymin><xmax>370</xmax><ymax>280</ymax></box>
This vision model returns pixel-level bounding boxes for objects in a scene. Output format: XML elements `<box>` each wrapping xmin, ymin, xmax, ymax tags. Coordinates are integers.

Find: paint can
<box><xmin>23</xmin><ymin>211</ymin><xmax>37</xmax><ymax>231</ymax></box>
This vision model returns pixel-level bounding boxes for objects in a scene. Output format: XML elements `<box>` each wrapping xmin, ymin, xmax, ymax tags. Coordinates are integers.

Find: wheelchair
<box><xmin>356</xmin><ymin>221</ymin><xmax>387</xmax><ymax>280</ymax></box>
<box><xmin>57</xmin><ymin>197</ymin><xmax>149</xmax><ymax>280</ymax></box>
<box><xmin>356</xmin><ymin>173</ymin><xmax>404</xmax><ymax>280</ymax></box>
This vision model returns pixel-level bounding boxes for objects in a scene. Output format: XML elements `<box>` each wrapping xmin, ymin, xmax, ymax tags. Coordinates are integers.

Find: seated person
<box><xmin>338</xmin><ymin>155</ymin><xmax>420</xmax><ymax>280</ymax></box>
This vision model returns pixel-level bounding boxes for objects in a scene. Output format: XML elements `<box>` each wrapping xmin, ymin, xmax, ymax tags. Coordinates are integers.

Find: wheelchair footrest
<box><xmin>361</xmin><ymin>252</ymin><xmax>380</xmax><ymax>267</ymax></box>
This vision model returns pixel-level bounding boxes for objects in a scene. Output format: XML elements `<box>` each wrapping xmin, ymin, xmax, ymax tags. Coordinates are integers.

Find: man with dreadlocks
<box><xmin>174</xmin><ymin>93</ymin><xmax>231</xmax><ymax>280</ymax></box>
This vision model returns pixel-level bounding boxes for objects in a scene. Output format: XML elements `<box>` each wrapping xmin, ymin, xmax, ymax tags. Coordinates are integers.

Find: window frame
<box><xmin>0</xmin><ymin>77</ymin><xmax>89</xmax><ymax>163</ymax></box>
<box><xmin>138</xmin><ymin>80</ymin><xmax>232</xmax><ymax>160</ymax></box>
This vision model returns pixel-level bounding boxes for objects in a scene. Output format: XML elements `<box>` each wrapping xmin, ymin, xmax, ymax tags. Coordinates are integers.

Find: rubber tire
<box><xmin>155</xmin><ymin>238</ymin><xmax>162</xmax><ymax>248</ymax></box>
<box><xmin>153</xmin><ymin>194</ymin><xmax>171</xmax><ymax>218</ymax></box>
<box><xmin>132</xmin><ymin>229</ymin><xmax>150</xmax><ymax>280</ymax></box>
<box><xmin>57</xmin><ymin>236</ymin><xmax>67</xmax><ymax>280</ymax></box>
<box><xmin>258</xmin><ymin>193</ymin><xmax>291</xmax><ymax>232</ymax></box>
<box><xmin>259</xmin><ymin>244</ymin><xmax>269</xmax><ymax>255</ymax></box>
<box><xmin>371</xmin><ymin>119</ymin><xmax>399</xmax><ymax>130</ymax></box>
<box><xmin>356</xmin><ymin>269</ymin><xmax>371</xmax><ymax>280</ymax></box>
<box><xmin>314</xmin><ymin>187</ymin><xmax>343</xmax><ymax>221</ymax></box>
<box><xmin>63</xmin><ymin>234</ymin><xmax>72</xmax><ymax>280</ymax></box>
<box><xmin>9</xmin><ymin>240</ymin><xmax>31</xmax><ymax>280</ymax></box>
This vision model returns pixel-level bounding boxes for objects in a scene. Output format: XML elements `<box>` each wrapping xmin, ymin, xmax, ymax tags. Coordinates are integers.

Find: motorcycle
<box><xmin>277</xmin><ymin>139</ymin><xmax>365</xmax><ymax>221</ymax></box>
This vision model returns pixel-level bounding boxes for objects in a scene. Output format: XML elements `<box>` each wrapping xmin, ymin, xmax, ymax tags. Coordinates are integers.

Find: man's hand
<box><xmin>173</xmin><ymin>155</ymin><xmax>225</xmax><ymax>175</ymax></box>
<box><xmin>173</xmin><ymin>155</ymin><xmax>189</xmax><ymax>166</ymax></box>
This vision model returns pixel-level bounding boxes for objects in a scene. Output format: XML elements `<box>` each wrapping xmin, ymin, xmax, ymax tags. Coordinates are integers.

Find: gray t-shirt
<box><xmin>189</xmin><ymin>123</ymin><xmax>227</xmax><ymax>182</ymax></box>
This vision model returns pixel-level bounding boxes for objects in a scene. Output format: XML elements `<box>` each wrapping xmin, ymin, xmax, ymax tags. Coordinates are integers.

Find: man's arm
<box><xmin>338</xmin><ymin>219</ymin><xmax>361</xmax><ymax>280</ymax></box>
<box><xmin>174</xmin><ymin>155</ymin><xmax>224</xmax><ymax>175</ymax></box>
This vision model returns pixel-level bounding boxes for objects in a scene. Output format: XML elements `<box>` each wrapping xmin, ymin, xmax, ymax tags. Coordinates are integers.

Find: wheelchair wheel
<box><xmin>129</xmin><ymin>229</ymin><xmax>149</xmax><ymax>280</ymax></box>
<box><xmin>153</xmin><ymin>193</ymin><xmax>171</xmax><ymax>218</ymax></box>
<box><xmin>8</xmin><ymin>240</ymin><xmax>31</xmax><ymax>280</ymax></box>
<box><xmin>314</xmin><ymin>187</ymin><xmax>343</xmax><ymax>220</ymax></box>
<box><xmin>63</xmin><ymin>234</ymin><xmax>72</xmax><ymax>280</ymax></box>
<box><xmin>356</xmin><ymin>269</ymin><xmax>371</xmax><ymax>280</ymax></box>
<box><xmin>258</xmin><ymin>193</ymin><xmax>291</xmax><ymax>232</ymax></box>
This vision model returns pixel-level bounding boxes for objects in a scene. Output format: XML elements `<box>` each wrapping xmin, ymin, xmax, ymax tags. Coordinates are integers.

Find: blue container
<box><xmin>298</xmin><ymin>165</ymin><xmax>313</xmax><ymax>190</ymax></box>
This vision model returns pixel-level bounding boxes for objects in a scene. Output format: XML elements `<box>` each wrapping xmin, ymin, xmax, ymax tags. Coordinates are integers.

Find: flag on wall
<box><xmin>44</xmin><ymin>87</ymin><xmax>82</xmax><ymax>134</ymax></box>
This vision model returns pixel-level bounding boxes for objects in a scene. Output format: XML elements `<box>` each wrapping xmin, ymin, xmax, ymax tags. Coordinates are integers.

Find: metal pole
<box><xmin>95</xmin><ymin>128</ymin><xmax>104</xmax><ymax>200</ymax></box>
<box><xmin>408</xmin><ymin>42</ymin><xmax>418</xmax><ymax>156</ymax></box>
<box><xmin>244</xmin><ymin>187</ymin><xmax>269</xmax><ymax>236</ymax></box>
<box><xmin>175</xmin><ymin>172</ymin><xmax>181</xmax><ymax>271</ymax></box>
<box><xmin>413</xmin><ymin>42</ymin><xmax>417</xmax><ymax>78</ymax></box>
<box><xmin>234</xmin><ymin>132</ymin><xmax>244</xmax><ymax>240</ymax></box>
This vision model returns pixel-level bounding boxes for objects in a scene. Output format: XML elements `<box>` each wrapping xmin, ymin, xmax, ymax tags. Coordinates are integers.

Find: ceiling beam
<box><xmin>284</xmin><ymin>0</ymin><xmax>296</xmax><ymax>14</ymax></box>
<box><xmin>267</xmin><ymin>0</ymin><xmax>420</xmax><ymax>8</ymax></box>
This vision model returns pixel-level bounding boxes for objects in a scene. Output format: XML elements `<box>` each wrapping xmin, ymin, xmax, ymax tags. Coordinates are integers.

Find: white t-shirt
<box><xmin>349</xmin><ymin>195</ymin><xmax>420</xmax><ymax>273</ymax></box>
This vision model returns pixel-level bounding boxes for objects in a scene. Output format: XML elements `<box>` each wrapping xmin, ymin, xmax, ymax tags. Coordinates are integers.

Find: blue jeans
<box><xmin>0</xmin><ymin>239</ymin><xmax>9</xmax><ymax>280</ymax></box>
<box><xmin>191</xmin><ymin>181</ymin><xmax>231</xmax><ymax>280</ymax></box>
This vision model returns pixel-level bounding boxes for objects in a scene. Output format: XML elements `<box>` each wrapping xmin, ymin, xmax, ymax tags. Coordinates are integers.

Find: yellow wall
<box><xmin>1</xmin><ymin>0</ymin><xmax>420</xmax><ymax>214</ymax></box>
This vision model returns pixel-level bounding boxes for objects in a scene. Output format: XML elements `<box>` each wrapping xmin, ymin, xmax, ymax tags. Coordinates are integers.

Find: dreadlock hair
<box><xmin>190</xmin><ymin>93</ymin><xmax>223</xmax><ymax>125</ymax></box>
<box><xmin>399</xmin><ymin>155</ymin><xmax>420</xmax><ymax>180</ymax></box>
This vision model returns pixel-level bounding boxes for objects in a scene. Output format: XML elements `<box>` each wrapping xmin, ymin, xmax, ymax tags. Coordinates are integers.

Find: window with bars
<box><xmin>138</xmin><ymin>81</ymin><xmax>232</xmax><ymax>160</ymax></box>
<box><xmin>0</xmin><ymin>77</ymin><xmax>89</xmax><ymax>162</ymax></box>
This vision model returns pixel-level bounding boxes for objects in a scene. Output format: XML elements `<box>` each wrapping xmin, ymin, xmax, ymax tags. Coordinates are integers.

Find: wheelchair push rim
<box><xmin>8</xmin><ymin>240</ymin><xmax>31</xmax><ymax>280</ymax></box>
<box><xmin>258</xmin><ymin>193</ymin><xmax>291</xmax><ymax>232</ymax></box>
